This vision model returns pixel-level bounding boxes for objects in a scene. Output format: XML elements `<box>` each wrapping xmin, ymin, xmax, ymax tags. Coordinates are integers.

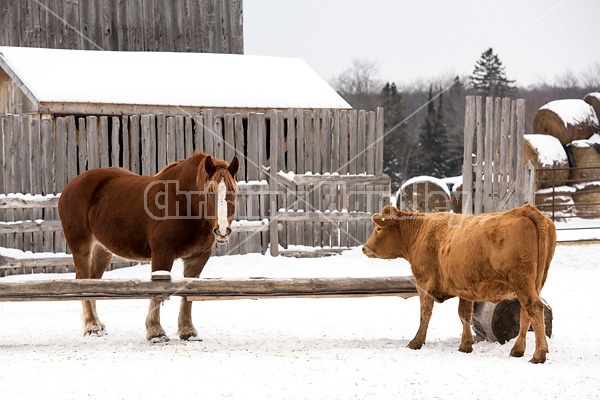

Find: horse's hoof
<box><xmin>84</xmin><ymin>328</ymin><xmax>108</xmax><ymax>337</ymax></box>
<box><xmin>458</xmin><ymin>345</ymin><xmax>473</xmax><ymax>353</ymax></box>
<box><xmin>180</xmin><ymin>334</ymin><xmax>203</xmax><ymax>342</ymax></box>
<box><xmin>149</xmin><ymin>334</ymin><xmax>170</xmax><ymax>344</ymax></box>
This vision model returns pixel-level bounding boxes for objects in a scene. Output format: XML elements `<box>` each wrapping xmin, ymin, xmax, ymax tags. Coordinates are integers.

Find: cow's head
<box><xmin>362</xmin><ymin>205</ymin><xmax>407</xmax><ymax>260</ymax></box>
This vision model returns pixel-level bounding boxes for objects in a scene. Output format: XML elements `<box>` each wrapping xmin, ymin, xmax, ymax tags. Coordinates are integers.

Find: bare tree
<box><xmin>331</xmin><ymin>58</ymin><xmax>382</xmax><ymax>110</ymax></box>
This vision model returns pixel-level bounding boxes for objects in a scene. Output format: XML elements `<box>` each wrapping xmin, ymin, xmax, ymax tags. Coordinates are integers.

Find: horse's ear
<box><xmin>205</xmin><ymin>156</ymin><xmax>216</xmax><ymax>177</ymax></box>
<box><xmin>228</xmin><ymin>156</ymin><xmax>240</xmax><ymax>177</ymax></box>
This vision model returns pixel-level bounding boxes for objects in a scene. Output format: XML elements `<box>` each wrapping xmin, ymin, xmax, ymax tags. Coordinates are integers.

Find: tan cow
<box><xmin>362</xmin><ymin>204</ymin><xmax>556</xmax><ymax>363</ymax></box>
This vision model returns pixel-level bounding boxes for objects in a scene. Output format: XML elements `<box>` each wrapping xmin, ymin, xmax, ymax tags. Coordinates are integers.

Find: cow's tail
<box><xmin>514</xmin><ymin>204</ymin><xmax>556</xmax><ymax>293</ymax></box>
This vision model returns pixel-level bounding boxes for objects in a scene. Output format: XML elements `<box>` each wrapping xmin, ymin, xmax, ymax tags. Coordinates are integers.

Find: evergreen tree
<box><xmin>431</xmin><ymin>91</ymin><xmax>451</xmax><ymax>177</ymax></box>
<box><xmin>470</xmin><ymin>48</ymin><xmax>516</xmax><ymax>97</ymax></box>
<box><xmin>380</xmin><ymin>82</ymin><xmax>406</xmax><ymax>189</ymax></box>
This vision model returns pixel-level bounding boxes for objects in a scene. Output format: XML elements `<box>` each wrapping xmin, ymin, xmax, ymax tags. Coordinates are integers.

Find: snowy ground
<box><xmin>0</xmin><ymin>245</ymin><xmax>599</xmax><ymax>400</ymax></box>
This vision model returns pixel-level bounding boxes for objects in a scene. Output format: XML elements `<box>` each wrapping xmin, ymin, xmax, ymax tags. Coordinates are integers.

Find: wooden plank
<box><xmin>246</xmin><ymin>113</ymin><xmax>261</xmax><ymax>254</ymax></box>
<box><xmin>277</xmin><ymin>211</ymin><xmax>374</xmax><ymax>222</ymax></box>
<box><xmin>77</xmin><ymin>117</ymin><xmax>88</xmax><ymax>173</ymax></box>
<box><xmin>286</xmin><ymin>109</ymin><xmax>297</xmax><ymax>248</ymax></box>
<box><xmin>121</xmin><ymin>115</ymin><xmax>130</xmax><ymax>170</ymax></box>
<box><xmin>129</xmin><ymin>115</ymin><xmax>141</xmax><ymax>174</ymax></box>
<box><xmin>515</xmin><ymin>100</ymin><xmax>526</xmax><ymax>206</ymax></box>
<box><xmin>140</xmin><ymin>115</ymin><xmax>152</xmax><ymax>175</ymax></box>
<box><xmin>269</xmin><ymin>111</ymin><xmax>280</xmax><ymax>256</ymax></box>
<box><xmin>312</xmin><ymin>110</ymin><xmax>322</xmax><ymax>247</ymax></box>
<box><xmin>356</xmin><ymin>110</ymin><xmax>367</xmax><ymax>243</ymax></box>
<box><xmin>258</xmin><ymin>113</ymin><xmax>269</xmax><ymax>254</ymax></box>
<box><xmin>54</xmin><ymin>118</ymin><xmax>67</xmax><ymax>191</ymax></box>
<box><xmin>234</xmin><ymin>113</ymin><xmax>248</xmax><ymax>254</ymax></box>
<box><xmin>0</xmin><ymin>196</ymin><xmax>59</xmax><ymax>209</ymax></box>
<box><xmin>224</xmin><ymin>114</ymin><xmax>235</xmax><ymax>162</ymax></box>
<box><xmin>0</xmin><ymin>117</ymin><xmax>5</xmax><ymax>247</ymax></box>
<box><xmin>29</xmin><ymin>115</ymin><xmax>43</xmax><ymax>252</ymax></box>
<box><xmin>0</xmin><ymin>276</ymin><xmax>418</xmax><ymax>302</ymax></box>
<box><xmin>175</xmin><ymin>115</ymin><xmax>185</xmax><ymax>161</ymax></box>
<box><xmin>166</xmin><ymin>116</ymin><xmax>176</xmax><ymax>163</ymax></box>
<box><xmin>86</xmin><ymin>116</ymin><xmax>100</xmax><ymax>169</ymax></box>
<box><xmin>301</xmin><ymin>110</ymin><xmax>314</xmax><ymax>247</ymax></box>
<box><xmin>213</xmin><ymin>117</ymin><xmax>225</xmax><ymax>160</ymax></box>
<box><xmin>19</xmin><ymin>114</ymin><xmax>33</xmax><ymax>251</ymax></box>
<box><xmin>184</xmin><ymin>116</ymin><xmax>194</xmax><ymax>158</ymax></box>
<box><xmin>338</xmin><ymin>110</ymin><xmax>349</xmax><ymax>247</ymax></box>
<box><xmin>64</xmin><ymin>0</ymin><xmax>81</xmax><ymax>49</ymax></box>
<box><xmin>193</xmin><ymin>114</ymin><xmax>204</xmax><ymax>152</ymax></box>
<box><xmin>127</xmin><ymin>0</ymin><xmax>145</xmax><ymax>50</ymax></box>
<box><xmin>66</xmin><ymin>116</ymin><xmax>77</xmax><ymax>181</ymax></box>
<box><xmin>320</xmin><ymin>109</ymin><xmax>332</xmax><ymax>247</ymax></box>
<box><xmin>41</xmin><ymin>115</ymin><xmax>54</xmax><ymax>252</ymax></box>
<box><xmin>99</xmin><ymin>116</ymin><xmax>110</xmax><ymax>168</ymax></box>
<box><xmin>483</xmin><ymin>97</ymin><xmax>494</xmax><ymax>213</ymax></box>
<box><xmin>12</xmin><ymin>116</ymin><xmax>23</xmax><ymax>248</ymax></box>
<box><xmin>474</xmin><ymin>96</ymin><xmax>484</xmax><ymax>214</ymax></box>
<box><xmin>294</xmin><ymin>109</ymin><xmax>306</xmax><ymax>248</ymax></box>
<box><xmin>508</xmin><ymin>100</ymin><xmax>518</xmax><ymax>210</ymax></box>
<box><xmin>492</xmin><ymin>97</ymin><xmax>502</xmax><ymax>211</ymax></box>
<box><xmin>2</xmin><ymin>116</ymin><xmax>14</xmax><ymax>248</ymax></box>
<box><xmin>157</xmin><ymin>113</ymin><xmax>167</xmax><ymax>168</ymax></box>
<box><xmin>499</xmin><ymin>97</ymin><xmax>511</xmax><ymax>205</ymax></box>
<box><xmin>347</xmin><ymin>110</ymin><xmax>359</xmax><ymax>245</ymax></box>
<box><xmin>203</xmin><ymin>110</ymin><xmax>215</xmax><ymax>156</ymax></box>
<box><xmin>462</xmin><ymin>97</ymin><xmax>475</xmax><ymax>215</ymax></box>
<box><xmin>111</xmin><ymin>116</ymin><xmax>121</xmax><ymax>167</ymax></box>
<box><xmin>0</xmin><ymin>220</ymin><xmax>63</xmax><ymax>234</ymax></box>
<box><xmin>115</xmin><ymin>0</ymin><xmax>129</xmax><ymax>50</ymax></box>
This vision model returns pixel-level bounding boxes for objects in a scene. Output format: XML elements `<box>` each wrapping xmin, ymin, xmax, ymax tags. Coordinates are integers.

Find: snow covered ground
<box><xmin>0</xmin><ymin>245</ymin><xmax>599</xmax><ymax>399</ymax></box>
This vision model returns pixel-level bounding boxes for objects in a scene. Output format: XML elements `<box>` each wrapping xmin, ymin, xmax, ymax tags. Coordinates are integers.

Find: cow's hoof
<box><xmin>149</xmin><ymin>334</ymin><xmax>170</xmax><ymax>344</ymax></box>
<box><xmin>458</xmin><ymin>344</ymin><xmax>473</xmax><ymax>353</ymax></box>
<box><xmin>529</xmin><ymin>351</ymin><xmax>547</xmax><ymax>364</ymax></box>
<box><xmin>84</xmin><ymin>325</ymin><xmax>107</xmax><ymax>337</ymax></box>
<box><xmin>510</xmin><ymin>348</ymin><xmax>525</xmax><ymax>358</ymax></box>
<box><xmin>407</xmin><ymin>340</ymin><xmax>423</xmax><ymax>350</ymax></box>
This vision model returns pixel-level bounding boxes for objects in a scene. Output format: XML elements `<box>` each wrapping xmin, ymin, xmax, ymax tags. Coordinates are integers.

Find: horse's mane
<box><xmin>154</xmin><ymin>161</ymin><xmax>180</xmax><ymax>177</ymax></box>
<box><xmin>198</xmin><ymin>154</ymin><xmax>237</xmax><ymax>192</ymax></box>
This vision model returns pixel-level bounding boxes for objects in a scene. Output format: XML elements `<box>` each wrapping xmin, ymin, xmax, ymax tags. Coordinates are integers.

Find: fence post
<box><xmin>269</xmin><ymin>111</ymin><xmax>280</xmax><ymax>256</ymax></box>
<box><xmin>462</xmin><ymin>96</ymin><xmax>475</xmax><ymax>215</ymax></box>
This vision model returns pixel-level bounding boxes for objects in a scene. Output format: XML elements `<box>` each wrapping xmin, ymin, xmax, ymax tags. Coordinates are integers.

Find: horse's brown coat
<box><xmin>362</xmin><ymin>204</ymin><xmax>556</xmax><ymax>363</ymax></box>
<box><xmin>58</xmin><ymin>151</ymin><xmax>239</xmax><ymax>341</ymax></box>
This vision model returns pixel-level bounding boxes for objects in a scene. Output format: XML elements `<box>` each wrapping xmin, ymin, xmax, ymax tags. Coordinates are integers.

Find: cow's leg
<box><xmin>407</xmin><ymin>288</ymin><xmax>435</xmax><ymax>350</ymax></box>
<box><xmin>458</xmin><ymin>298</ymin><xmax>474</xmax><ymax>353</ymax></box>
<box><xmin>510</xmin><ymin>303</ymin><xmax>530</xmax><ymax>358</ymax></box>
<box><xmin>513</xmin><ymin>289</ymin><xmax>548</xmax><ymax>364</ymax></box>
<box><xmin>145</xmin><ymin>250</ymin><xmax>175</xmax><ymax>342</ymax></box>
<box><xmin>178</xmin><ymin>249</ymin><xmax>212</xmax><ymax>341</ymax></box>
<box><xmin>74</xmin><ymin>242</ymin><xmax>113</xmax><ymax>336</ymax></box>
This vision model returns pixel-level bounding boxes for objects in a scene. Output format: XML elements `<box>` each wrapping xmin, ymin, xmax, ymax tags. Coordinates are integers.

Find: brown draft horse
<box><xmin>58</xmin><ymin>151</ymin><xmax>239</xmax><ymax>342</ymax></box>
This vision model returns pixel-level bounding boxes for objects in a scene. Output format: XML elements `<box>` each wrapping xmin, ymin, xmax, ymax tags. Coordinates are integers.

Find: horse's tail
<box><xmin>513</xmin><ymin>204</ymin><xmax>556</xmax><ymax>292</ymax></box>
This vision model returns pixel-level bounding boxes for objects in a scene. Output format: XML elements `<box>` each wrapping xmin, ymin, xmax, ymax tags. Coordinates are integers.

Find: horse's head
<box><xmin>199</xmin><ymin>155</ymin><xmax>239</xmax><ymax>244</ymax></box>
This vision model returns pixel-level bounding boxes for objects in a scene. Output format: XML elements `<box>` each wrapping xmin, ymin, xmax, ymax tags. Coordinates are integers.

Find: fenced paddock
<box><xmin>0</xmin><ymin>108</ymin><xmax>388</xmax><ymax>261</ymax></box>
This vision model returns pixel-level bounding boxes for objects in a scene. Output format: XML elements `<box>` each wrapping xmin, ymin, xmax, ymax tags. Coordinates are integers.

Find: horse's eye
<box><xmin>376</xmin><ymin>226</ymin><xmax>382</xmax><ymax>232</ymax></box>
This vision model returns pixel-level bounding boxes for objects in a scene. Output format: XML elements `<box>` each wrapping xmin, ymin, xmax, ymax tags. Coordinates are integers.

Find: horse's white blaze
<box><xmin>217</xmin><ymin>179</ymin><xmax>228</xmax><ymax>235</ymax></box>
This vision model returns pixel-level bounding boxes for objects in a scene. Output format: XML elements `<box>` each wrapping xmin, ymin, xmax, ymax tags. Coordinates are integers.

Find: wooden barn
<box><xmin>0</xmin><ymin>46</ymin><xmax>388</xmax><ymax>267</ymax></box>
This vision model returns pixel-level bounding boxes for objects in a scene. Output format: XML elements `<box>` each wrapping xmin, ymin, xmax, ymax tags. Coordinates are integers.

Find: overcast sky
<box><xmin>244</xmin><ymin>0</ymin><xmax>600</xmax><ymax>88</ymax></box>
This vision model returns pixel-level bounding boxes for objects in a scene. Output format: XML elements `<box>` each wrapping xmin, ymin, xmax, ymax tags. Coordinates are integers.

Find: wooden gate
<box><xmin>461</xmin><ymin>96</ymin><xmax>535</xmax><ymax>215</ymax></box>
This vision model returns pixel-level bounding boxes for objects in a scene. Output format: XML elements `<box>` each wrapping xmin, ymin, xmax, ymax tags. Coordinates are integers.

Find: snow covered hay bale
<box><xmin>524</xmin><ymin>134</ymin><xmax>569</xmax><ymax>190</ymax></box>
<box><xmin>584</xmin><ymin>92</ymin><xmax>600</xmax><ymax>121</ymax></box>
<box><xmin>534</xmin><ymin>186</ymin><xmax>575</xmax><ymax>219</ymax></box>
<box><xmin>567</xmin><ymin>134</ymin><xmax>600</xmax><ymax>183</ymax></box>
<box><xmin>533</xmin><ymin>99</ymin><xmax>599</xmax><ymax>145</ymax></box>
<box><xmin>397</xmin><ymin>176</ymin><xmax>451</xmax><ymax>213</ymax></box>
<box><xmin>573</xmin><ymin>181</ymin><xmax>600</xmax><ymax>217</ymax></box>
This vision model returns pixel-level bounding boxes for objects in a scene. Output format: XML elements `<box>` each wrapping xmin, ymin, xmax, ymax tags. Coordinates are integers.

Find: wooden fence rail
<box><xmin>0</xmin><ymin>276</ymin><xmax>418</xmax><ymax>302</ymax></box>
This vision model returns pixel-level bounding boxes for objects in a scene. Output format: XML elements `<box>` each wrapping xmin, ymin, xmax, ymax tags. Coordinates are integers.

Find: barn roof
<box><xmin>0</xmin><ymin>46</ymin><xmax>351</xmax><ymax>114</ymax></box>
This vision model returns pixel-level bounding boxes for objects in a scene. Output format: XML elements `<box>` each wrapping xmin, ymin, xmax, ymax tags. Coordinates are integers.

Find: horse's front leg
<box><xmin>146</xmin><ymin>251</ymin><xmax>175</xmax><ymax>342</ymax></box>
<box><xmin>178</xmin><ymin>250</ymin><xmax>212</xmax><ymax>341</ymax></box>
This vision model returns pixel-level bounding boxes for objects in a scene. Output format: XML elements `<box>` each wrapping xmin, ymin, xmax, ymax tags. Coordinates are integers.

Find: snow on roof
<box><xmin>524</xmin><ymin>134</ymin><xmax>568</xmax><ymax>166</ymax></box>
<box><xmin>540</xmin><ymin>99</ymin><xmax>599</xmax><ymax>127</ymax></box>
<box><xmin>0</xmin><ymin>46</ymin><xmax>351</xmax><ymax>110</ymax></box>
<box><xmin>570</xmin><ymin>133</ymin><xmax>600</xmax><ymax>148</ymax></box>
<box><xmin>400</xmin><ymin>175</ymin><xmax>451</xmax><ymax>197</ymax></box>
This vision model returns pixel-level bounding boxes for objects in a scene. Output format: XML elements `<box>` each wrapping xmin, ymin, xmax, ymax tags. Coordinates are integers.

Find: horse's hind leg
<box><xmin>73</xmin><ymin>242</ymin><xmax>113</xmax><ymax>336</ymax></box>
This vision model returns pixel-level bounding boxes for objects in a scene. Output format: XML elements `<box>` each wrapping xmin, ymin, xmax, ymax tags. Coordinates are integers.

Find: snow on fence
<box><xmin>0</xmin><ymin>109</ymin><xmax>387</xmax><ymax>257</ymax></box>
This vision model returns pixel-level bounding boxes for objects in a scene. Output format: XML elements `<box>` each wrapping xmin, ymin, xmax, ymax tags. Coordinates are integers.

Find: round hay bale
<box><xmin>397</xmin><ymin>176</ymin><xmax>451</xmax><ymax>213</ymax></box>
<box><xmin>573</xmin><ymin>181</ymin><xmax>600</xmax><ymax>218</ymax></box>
<box><xmin>567</xmin><ymin>134</ymin><xmax>600</xmax><ymax>183</ymax></box>
<box><xmin>524</xmin><ymin>134</ymin><xmax>569</xmax><ymax>190</ymax></box>
<box><xmin>533</xmin><ymin>99</ymin><xmax>599</xmax><ymax>145</ymax></box>
<box><xmin>534</xmin><ymin>185</ymin><xmax>575</xmax><ymax>219</ymax></box>
<box><xmin>584</xmin><ymin>92</ymin><xmax>600</xmax><ymax>122</ymax></box>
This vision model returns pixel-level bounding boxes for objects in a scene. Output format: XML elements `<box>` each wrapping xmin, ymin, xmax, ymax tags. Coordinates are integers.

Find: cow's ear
<box><xmin>372</xmin><ymin>213</ymin><xmax>396</xmax><ymax>228</ymax></box>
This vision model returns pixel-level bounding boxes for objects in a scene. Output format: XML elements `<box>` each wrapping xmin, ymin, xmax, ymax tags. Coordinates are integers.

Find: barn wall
<box><xmin>0</xmin><ymin>109</ymin><xmax>386</xmax><ymax>255</ymax></box>
<box><xmin>0</xmin><ymin>68</ymin><xmax>37</xmax><ymax>114</ymax></box>
<box><xmin>0</xmin><ymin>0</ymin><xmax>243</xmax><ymax>54</ymax></box>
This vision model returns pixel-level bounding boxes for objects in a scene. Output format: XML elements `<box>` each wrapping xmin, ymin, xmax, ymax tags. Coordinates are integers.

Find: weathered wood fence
<box><xmin>461</xmin><ymin>96</ymin><xmax>535</xmax><ymax>214</ymax></box>
<box><xmin>0</xmin><ymin>108</ymin><xmax>388</xmax><ymax>260</ymax></box>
